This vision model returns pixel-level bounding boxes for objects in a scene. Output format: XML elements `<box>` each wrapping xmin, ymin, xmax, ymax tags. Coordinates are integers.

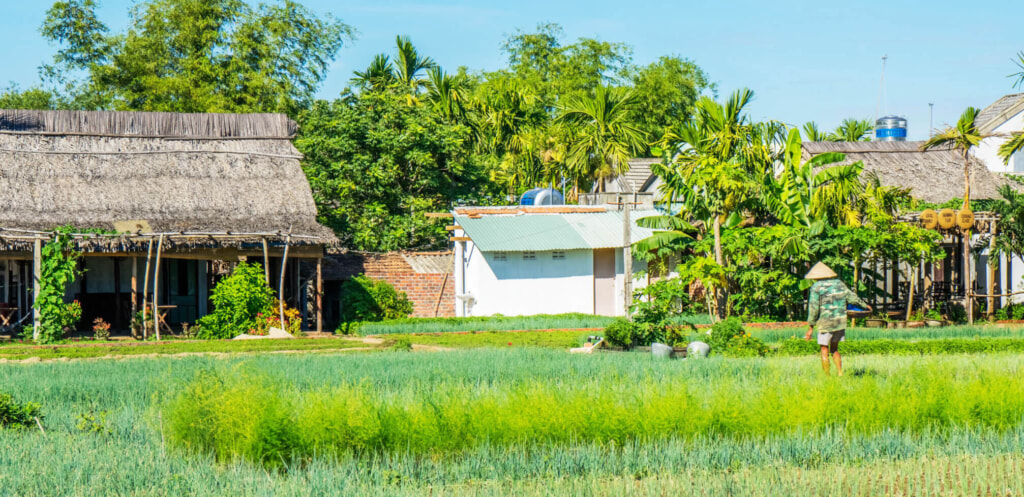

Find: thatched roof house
<box><xmin>0</xmin><ymin>109</ymin><xmax>335</xmax><ymax>250</ymax></box>
<box><xmin>802</xmin><ymin>141</ymin><xmax>1012</xmax><ymax>204</ymax></box>
<box><xmin>0</xmin><ymin>110</ymin><xmax>334</xmax><ymax>334</ymax></box>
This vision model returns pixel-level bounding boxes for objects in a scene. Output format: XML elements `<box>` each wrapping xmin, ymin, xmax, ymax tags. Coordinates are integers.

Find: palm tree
<box><xmin>1011</xmin><ymin>50</ymin><xmax>1024</xmax><ymax>90</ymax></box>
<box><xmin>556</xmin><ymin>85</ymin><xmax>647</xmax><ymax>195</ymax></box>
<box><xmin>394</xmin><ymin>35</ymin><xmax>435</xmax><ymax>91</ymax></box>
<box><xmin>1000</xmin><ymin>132</ymin><xmax>1024</xmax><ymax>166</ymax></box>
<box><xmin>474</xmin><ymin>80</ymin><xmax>546</xmax><ymax>198</ymax></box>
<box><xmin>351</xmin><ymin>54</ymin><xmax>396</xmax><ymax>91</ymax></box>
<box><xmin>802</xmin><ymin>121</ymin><xmax>828</xmax><ymax>142</ymax></box>
<box><xmin>832</xmin><ymin>118</ymin><xmax>873</xmax><ymax>142</ymax></box>
<box><xmin>426</xmin><ymin>67</ymin><xmax>471</xmax><ymax>123</ymax></box>
<box><xmin>921</xmin><ymin>106</ymin><xmax>991</xmax><ymax>321</ymax></box>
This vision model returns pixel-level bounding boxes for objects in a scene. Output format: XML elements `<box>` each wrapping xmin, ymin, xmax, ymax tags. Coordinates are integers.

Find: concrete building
<box><xmin>974</xmin><ymin>93</ymin><xmax>1024</xmax><ymax>173</ymax></box>
<box><xmin>449</xmin><ymin>205</ymin><xmax>664</xmax><ymax>317</ymax></box>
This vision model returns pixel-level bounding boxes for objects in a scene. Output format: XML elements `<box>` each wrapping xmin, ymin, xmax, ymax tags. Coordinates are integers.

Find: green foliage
<box><xmin>295</xmin><ymin>89</ymin><xmax>486</xmax><ymax>251</ymax></box>
<box><xmin>602</xmin><ymin>318</ymin><xmax>636</xmax><ymax>348</ymax></box>
<box><xmin>775</xmin><ymin>337</ymin><xmax>1024</xmax><ymax>356</ymax></box>
<box><xmin>34</xmin><ymin>228</ymin><xmax>83</xmax><ymax>344</ymax></box>
<box><xmin>161</xmin><ymin>354</ymin><xmax>1024</xmax><ymax>467</ymax></box>
<box><xmin>0</xmin><ymin>392</ymin><xmax>43</xmax><ymax>430</ymax></box>
<box><xmin>92</xmin><ymin>317</ymin><xmax>111</xmax><ymax>341</ymax></box>
<box><xmin>196</xmin><ymin>263</ymin><xmax>275</xmax><ymax>339</ymax></box>
<box><xmin>338</xmin><ymin>276</ymin><xmax>413</xmax><ymax>328</ymax></box>
<box><xmin>39</xmin><ymin>0</ymin><xmax>352</xmax><ymax>113</ymax></box>
<box><xmin>628</xmin><ymin>55</ymin><xmax>713</xmax><ymax>143</ymax></box>
<box><xmin>705</xmin><ymin>317</ymin><xmax>767</xmax><ymax>357</ymax></box>
<box><xmin>75</xmin><ymin>409</ymin><xmax>111</xmax><ymax>435</ymax></box>
<box><xmin>382</xmin><ymin>335</ymin><xmax>412</xmax><ymax>352</ymax></box>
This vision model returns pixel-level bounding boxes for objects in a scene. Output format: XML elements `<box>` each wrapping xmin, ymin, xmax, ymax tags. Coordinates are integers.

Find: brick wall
<box><xmin>324</xmin><ymin>252</ymin><xmax>455</xmax><ymax>318</ymax></box>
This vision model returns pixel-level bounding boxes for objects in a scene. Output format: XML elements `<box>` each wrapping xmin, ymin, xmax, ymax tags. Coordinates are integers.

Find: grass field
<box><xmin>0</xmin><ymin>337</ymin><xmax>373</xmax><ymax>360</ymax></box>
<box><xmin>1</xmin><ymin>349</ymin><xmax>1023</xmax><ymax>495</ymax></box>
<box><xmin>354</xmin><ymin>313</ymin><xmax>714</xmax><ymax>335</ymax></box>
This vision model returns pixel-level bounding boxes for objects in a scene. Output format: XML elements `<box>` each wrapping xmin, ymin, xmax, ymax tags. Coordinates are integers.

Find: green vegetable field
<box><xmin>1</xmin><ymin>349</ymin><xmax>1023</xmax><ymax>495</ymax></box>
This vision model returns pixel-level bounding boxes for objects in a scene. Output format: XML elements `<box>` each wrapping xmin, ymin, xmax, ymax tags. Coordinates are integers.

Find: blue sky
<box><xmin>1</xmin><ymin>0</ymin><xmax>1021</xmax><ymax>140</ymax></box>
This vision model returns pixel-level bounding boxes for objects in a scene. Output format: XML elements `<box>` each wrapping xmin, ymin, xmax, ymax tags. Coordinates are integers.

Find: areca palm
<box><xmin>557</xmin><ymin>85</ymin><xmax>647</xmax><ymax>195</ymax></box>
<box><xmin>394</xmin><ymin>35</ymin><xmax>435</xmax><ymax>91</ymax></box>
<box><xmin>802</xmin><ymin>121</ymin><xmax>828</xmax><ymax>141</ymax></box>
<box><xmin>474</xmin><ymin>81</ymin><xmax>546</xmax><ymax>197</ymax></box>
<box><xmin>351</xmin><ymin>54</ymin><xmax>396</xmax><ymax>91</ymax></box>
<box><xmin>425</xmin><ymin>67</ymin><xmax>471</xmax><ymax>123</ymax></box>
<box><xmin>832</xmin><ymin>118</ymin><xmax>873</xmax><ymax>142</ymax></box>
<box><xmin>1000</xmin><ymin>132</ymin><xmax>1024</xmax><ymax>165</ymax></box>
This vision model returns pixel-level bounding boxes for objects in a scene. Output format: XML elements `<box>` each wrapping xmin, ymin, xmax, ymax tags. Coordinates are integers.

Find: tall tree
<box><xmin>1011</xmin><ymin>50</ymin><xmax>1024</xmax><ymax>90</ymax></box>
<box><xmin>296</xmin><ymin>89</ymin><xmax>485</xmax><ymax>251</ymax></box>
<box><xmin>557</xmin><ymin>86</ymin><xmax>647</xmax><ymax>197</ymax></box>
<box><xmin>351</xmin><ymin>54</ymin><xmax>397</xmax><ymax>91</ymax></box>
<box><xmin>393</xmin><ymin>35</ymin><xmax>436</xmax><ymax>91</ymax></box>
<box><xmin>802</xmin><ymin>121</ymin><xmax>829</xmax><ymax>142</ymax></box>
<box><xmin>39</xmin><ymin>0</ymin><xmax>351</xmax><ymax>113</ymax></box>
<box><xmin>627</xmin><ymin>55</ymin><xmax>713</xmax><ymax>147</ymax></box>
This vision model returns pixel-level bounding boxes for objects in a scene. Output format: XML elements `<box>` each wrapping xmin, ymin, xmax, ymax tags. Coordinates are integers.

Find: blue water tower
<box><xmin>519</xmin><ymin>188</ymin><xmax>565</xmax><ymax>206</ymax></box>
<box><xmin>874</xmin><ymin>115</ymin><xmax>908</xmax><ymax>142</ymax></box>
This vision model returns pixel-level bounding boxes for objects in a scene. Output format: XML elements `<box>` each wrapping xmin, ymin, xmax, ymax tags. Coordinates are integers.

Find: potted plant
<box><xmin>924</xmin><ymin>309</ymin><xmax>944</xmax><ymax>327</ymax></box>
<box><xmin>906</xmin><ymin>310</ymin><xmax>925</xmax><ymax>329</ymax></box>
<box><xmin>863</xmin><ymin>314</ymin><xmax>887</xmax><ymax>328</ymax></box>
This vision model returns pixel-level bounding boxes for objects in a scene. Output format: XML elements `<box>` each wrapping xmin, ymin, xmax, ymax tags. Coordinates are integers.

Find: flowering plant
<box><xmin>250</xmin><ymin>300</ymin><xmax>302</xmax><ymax>336</ymax></box>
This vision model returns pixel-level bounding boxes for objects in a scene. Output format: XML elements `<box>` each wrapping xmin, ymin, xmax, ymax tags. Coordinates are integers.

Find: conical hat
<box><xmin>805</xmin><ymin>262</ymin><xmax>837</xmax><ymax>280</ymax></box>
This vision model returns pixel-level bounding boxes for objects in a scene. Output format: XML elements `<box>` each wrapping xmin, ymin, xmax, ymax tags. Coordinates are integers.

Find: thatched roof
<box><xmin>0</xmin><ymin>110</ymin><xmax>334</xmax><ymax>251</ymax></box>
<box><xmin>802</xmin><ymin>141</ymin><xmax>1011</xmax><ymax>204</ymax></box>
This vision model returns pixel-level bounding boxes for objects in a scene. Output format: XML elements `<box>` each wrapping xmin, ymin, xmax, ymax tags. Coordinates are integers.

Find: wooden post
<box><xmin>153</xmin><ymin>234</ymin><xmax>164</xmax><ymax>340</ymax></box>
<box><xmin>32</xmin><ymin>236</ymin><xmax>42</xmax><ymax>341</ymax></box>
<box><xmin>965</xmin><ymin>230</ymin><xmax>973</xmax><ymax>325</ymax></box>
<box><xmin>278</xmin><ymin>236</ymin><xmax>291</xmax><ymax>332</ymax></box>
<box><xmin>262</xmin><ymin>238</ymin><xmax>270</xmax><ymax>285</ymax></box>
<box><xmin>131</xmin><ymin>257</ymin><xmax>138</xmax><ymax>324</ymax></box>
<box><xmin>988</xmin><ymin>220</ymin><xmax>997</xmax><ymax>317</ymax></box>
<box><xmin>316</xmin><ymin>257</ymin><xmax>323</xmax><ymax>333</ymax></box>
<box><xmin>142</xmin><ymin>239</ymin><xmax>153</xmax><ymax>339</ymax></box>
<box><xmin>113</xmin><ymin>257</ymin><xmax>122</xmax><ymax>331</ymax></box>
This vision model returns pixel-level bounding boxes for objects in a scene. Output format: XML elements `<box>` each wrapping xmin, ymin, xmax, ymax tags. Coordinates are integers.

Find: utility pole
<box><xmin>622</xmin><ymin>193</ymin><xmax>632</xmax><ymax>320</ymax></box>
<box><xmin>929</xmin><ymin>103</ymin><xmax>934</xmax><ymax>138</ymax></box>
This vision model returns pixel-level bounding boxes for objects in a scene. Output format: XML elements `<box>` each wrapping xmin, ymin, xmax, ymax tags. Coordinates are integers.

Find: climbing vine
<box><xmin>32</xmin><ymin>227</ymin><xmax>82</xmax><ymax>344</ymax></box>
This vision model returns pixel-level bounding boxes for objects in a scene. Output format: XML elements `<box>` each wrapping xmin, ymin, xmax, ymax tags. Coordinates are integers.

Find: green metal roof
<box><xmin>453</xmin><ymin>209</ymin><xmax>662</xmax><ymax>251</ymax></box>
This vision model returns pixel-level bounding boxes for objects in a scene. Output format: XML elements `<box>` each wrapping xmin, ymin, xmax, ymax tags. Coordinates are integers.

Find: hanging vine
<box><xmin>32</xmin><ymin>227</ymin><xmax>82</xmax><ymax>343</ymax></box>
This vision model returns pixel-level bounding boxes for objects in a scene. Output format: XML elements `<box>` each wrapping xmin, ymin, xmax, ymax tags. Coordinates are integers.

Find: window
<box><xmin>522</xmin><ymin>251</ymin><xmax>536</xmax><ymax>261</ymax></box>
<box><xmin>493</xmin><ymin>252</ymin><xmax>507</xmax><ymax>262</ymax></box>
<box><xmin>552</xmin><ymin>251</ymin><xmax>565</xmax><ymax>260</ymax></box>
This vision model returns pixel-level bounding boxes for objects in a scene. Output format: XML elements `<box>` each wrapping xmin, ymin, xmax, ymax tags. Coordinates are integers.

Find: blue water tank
<box><xmin>875</xmin><ymin>115</ymin><xmax>908</xmax><ymax>142</ymax></box>
<box><xmin>519</xmin><ymin>188</ymin><xmax>565</xmax><ymax>206</ymax></box>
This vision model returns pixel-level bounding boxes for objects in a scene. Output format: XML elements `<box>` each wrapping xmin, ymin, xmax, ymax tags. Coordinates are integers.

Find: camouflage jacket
<box><xmin>807</xmin><ymin>278</ymin><xmax>867</xmax><ymax>333</ymax></box>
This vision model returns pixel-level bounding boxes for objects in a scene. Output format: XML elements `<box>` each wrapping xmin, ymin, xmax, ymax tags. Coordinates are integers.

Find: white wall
<box><xmin>454</xmin><ymin>240</ymin><xmax>648</xmax><ymax>317</ymax></box>
<box><xmin>975</xmin><ymin>109</ymin><xmax>1024</xmax><ymax>173</ymax></box>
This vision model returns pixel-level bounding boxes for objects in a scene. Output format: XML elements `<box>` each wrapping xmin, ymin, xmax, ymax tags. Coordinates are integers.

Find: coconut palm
<box><xmin>802</xmin><ymin>121</ymin><xmax>829</xmax><ymax>142</ymax></box>
<box><xmin>474</xmin><ymin>81</ymin><xmax>546</xmax><ymax>197</ymax></box>
<box><xmin>921</xmin><ymin>107</ymin><xmax>990</xmax><ymax>208</ymax></box>
<box><xmin>921</xmin><ymin>106</ymin><xmax>991</xmax><ymax>321</ymax></box>
<box><xmin>1011</xmin><ymin>50</ymin><xmax>1024</xmax><ymax>90</ymax></box>
<box><xmin>556</xmin><ymin>85</ymin><xmax>647</xmax><ymax>194</ymax></box>
<box><xmin>1000</xmin><ymin>132</ymin><xmax>1024</xmax><ymax>165</ymax></box>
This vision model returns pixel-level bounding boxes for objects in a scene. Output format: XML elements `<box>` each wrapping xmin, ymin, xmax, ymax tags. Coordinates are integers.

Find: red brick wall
<box><xmin>325</xmin><ymin>252</ymin><xmax>455</xmax><ymax>318</ymax></box>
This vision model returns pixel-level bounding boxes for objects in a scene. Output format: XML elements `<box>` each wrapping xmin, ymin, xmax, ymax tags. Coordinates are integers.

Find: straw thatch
<box><xmin>802</xmin><ymin>141</ymin><xmax>1012</xmax><ymax>204</ymax></box>
<box><xmin>0</xmin><ymin>110</ymin><xmax>335</xmax><ymax>252</ymax></box>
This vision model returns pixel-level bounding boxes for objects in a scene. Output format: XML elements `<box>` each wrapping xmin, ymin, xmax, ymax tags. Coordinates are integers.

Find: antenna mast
<box><xmin>875</xmin><ymin>54</ymin><xmax>888</xmax><ymax>122</ymax></box>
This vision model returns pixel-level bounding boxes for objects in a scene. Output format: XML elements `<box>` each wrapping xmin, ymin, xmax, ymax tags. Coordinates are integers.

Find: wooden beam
<box><xmin>425</xmin><ymin>212</ymin><xmax>454</xmax><ymax>219</ymax></box>
<box><xmin>278</xmin><ymin>235</ymin><xmax>291</xmax><ymax>333</ymax></box>
<box><xmin>131</xmin><ymin>257</ymin><xmax>138</xmax><ymax>329</ymax></box>
<box><xmin>32</xmin><ymin>236</ymin><xmax>41</xmax><ymax>341</ymax></box>
<box><xmin>262</xmin><ymin>238</ymin><xmax>270</xmax><ymax>285</ymax></box>
<box><xmin>450</xmin><ymin>236</ymin><xmax>472</xmax><ymax>242</ymax></box>
<box><xmin>444</xmin><ymin>225</ymin><xmax>460</xmax><ymax>231</ymax></box>
<box><xmin>113</xmin><ymin>257</ymin><xmax>122</xmax><ymax>331</ymax></box>
<box><xmin>153</xmin><ymin>234</ymin><xmax>164</xmax><ymax>340</ymax></box>
<box><xmin>142</xmin><ymin>239</ymin><xmax>153</xmax><ymax>339</ymax></box>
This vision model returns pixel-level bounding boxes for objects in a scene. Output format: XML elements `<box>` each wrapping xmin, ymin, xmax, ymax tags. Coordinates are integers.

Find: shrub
<box><xmin>706</xmin><ymin>317</ymin><xmax>767</xmax><ymax>357</ymax></box>
<box><xmin>197</xmin><ymin>263</ymin><xmax>275</xmax><ymax>339</ymax></box>
<box><xmin>33</xmin><ymin>228</ymin><xmax>83</xmax><ymax>343</ymax></box>
<box><xmin>0</xmin><ymin>392</ymin><xmax>42</xmax><ymax>430</ymax></box>
<box><xmin>92</xmin><ymin>318</ymin><xmax>111</xmax><ymax>340</ymax></box>
<box><xmin>339</xmin><ymin>275</ymin><xmax>413</xmax><ymax>326</ymax></box>
<box><xmin>604</xmin><ymin>318</ymin><xmax>635</xmax><ymax>348</ymax></box>
<box><xmin>76</xmin><ymin>410</ymin><xmax>111</xmax><ymax>435</ymax></box>
<box><xmin>252</xmin><ymin>300</ymin><xmax>303</xmax><ymax>336</ymax></box>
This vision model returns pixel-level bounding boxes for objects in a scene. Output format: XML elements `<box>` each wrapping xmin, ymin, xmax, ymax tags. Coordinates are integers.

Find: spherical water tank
<box><xmin>519</xmin><ymin>188</ymin><xmax>565</xmax><ymax>206</ymax></box>
<box><xmin>874</xmin><ymin>115</ymin><xmax>908</xmax><ymax>142</ymax></box>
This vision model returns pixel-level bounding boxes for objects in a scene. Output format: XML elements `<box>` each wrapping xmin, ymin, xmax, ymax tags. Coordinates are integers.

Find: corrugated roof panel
<box><xmin>454</xmin><ymin>209</ymin><xmax>662</xmax><ymax>251</ymax></box>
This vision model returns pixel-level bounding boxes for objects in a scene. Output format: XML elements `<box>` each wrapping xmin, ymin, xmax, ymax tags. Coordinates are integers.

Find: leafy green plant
<box><xmin>338</xmin><ymin>275</ymin><xmax>413</xmax><ymax>328</ymax></box>
<box><xmin>33</xmin><ymin>227</ymin><xmax>82</xmax><ymax>343</ymax></box>
<box><xmin>130</xmin><ymin>307</ymin><xmax>154</xmax><ymax>340</ymax></box>
<box><xmin>76</xmin><ymin>410</ymin><xmax>111</xmax><ymax>435</ymax></box>
<box><xmin>383</xmin><ymin>335</ymin><xmax>413</xmax><ymax>352</ymax></box>
<box><xmin>603</xmin><ymin>318</ymin><xmax>635</xmax><ymax>348</ymax></box>
<box><xmin>196</xmin><ymin>263</ymin><xmax>275</xmax><ymax>339</ymax></box>
<box><xmin>0</xmin><ymin>392</ymin><xmax>42</xmax><ymax>430</ymax></box>
<box><xmin>706</xmin><ymin>317</ymin><xmax>767</xmax><ymax>357</ymax></box>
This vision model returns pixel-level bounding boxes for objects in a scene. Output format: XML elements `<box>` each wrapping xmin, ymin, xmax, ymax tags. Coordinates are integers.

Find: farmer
<box><xmin>804</xmin><ymin>262</ymin><xmax>870</xmax><ymax>376</ymax></box>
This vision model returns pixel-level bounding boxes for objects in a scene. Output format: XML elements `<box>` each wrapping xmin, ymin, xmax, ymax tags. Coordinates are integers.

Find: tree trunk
<box><xmin>964</xmin><ymin>152</ymin><xmax>973</xmax><ymax>324</ymax></box>
<box><xmin>713</xmin><ymin>215</ymin><xmax>726</xmax><ymax>320</ymax></box>
<box><xmin>905</xmin><ymin>266</ymin><xmax>917</xmax><ymax>321</ymax></box>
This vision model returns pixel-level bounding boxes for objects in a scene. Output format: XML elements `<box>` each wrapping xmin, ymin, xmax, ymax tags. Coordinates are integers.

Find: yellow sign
<box><xmin>957</xmin><ymin>209</ymin><xmax>975</xmax><ymax>230</ymax></box>
<box><xmin>937</xmin><ymin>209</ymin><xmax>956</xmax><ymax>229</ymax></box>
<box><xmin>920</xmin><ymin>209</ymin><xmax>938</xmax><ymax>229</ymax></box>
